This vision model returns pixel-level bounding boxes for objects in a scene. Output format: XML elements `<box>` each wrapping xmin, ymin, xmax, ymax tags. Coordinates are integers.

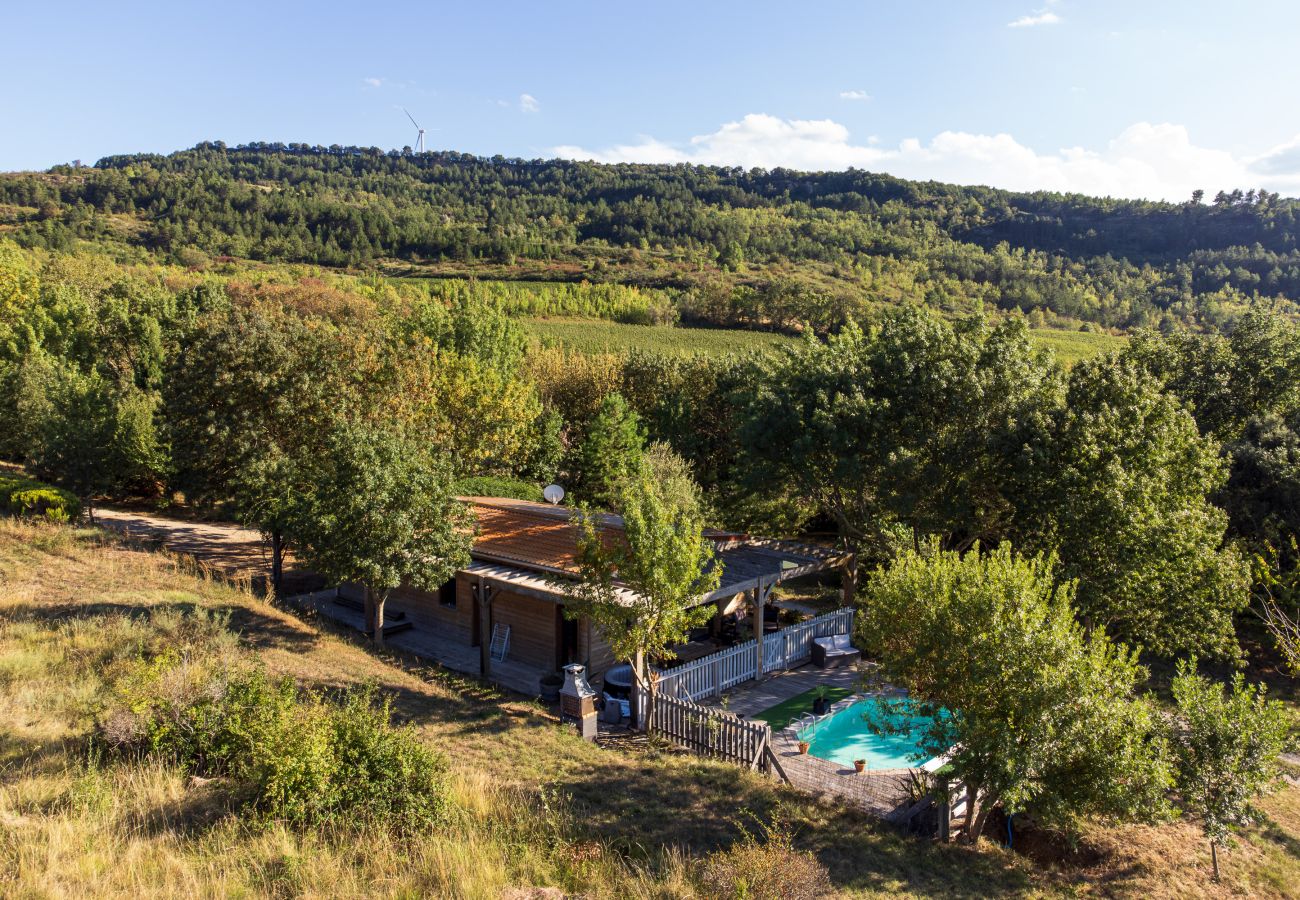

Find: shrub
<box><xmin>9</xmin><ymin>487</ymin><xmax>77</xmax><ymax>522</ymax></box>
<box><xmin>453</xmin><ymin>475</ymin><xmax>545</xmax><ymax>502</ymax></box>
<box><xmin>100</xmin><ymin>661</ymin><xmax>450</xmax><ymax>831</ymax></box>
<box><xmin>0</xmin><ymin>474</ymin><xmax>81</xmax><ymax>522</ymax></box>
<box><xmin>697</xmin><ymin>821</ymin><xmax>831</xmax><ymax>900</ymax></box>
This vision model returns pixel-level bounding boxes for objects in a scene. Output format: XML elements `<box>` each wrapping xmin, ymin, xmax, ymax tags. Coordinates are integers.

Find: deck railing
<box><xmin>762</xmin><ymin>606</ymin><xmax>855</xmax><ymax>673</ymax></box>
<box><xmin>654</xmin><ymin>606</ymin><xmax>855</xmax><ymax>701</ymax></box>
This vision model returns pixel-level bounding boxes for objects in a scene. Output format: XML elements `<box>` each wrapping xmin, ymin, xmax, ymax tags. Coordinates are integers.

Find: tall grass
<box><xmin>1028</xmin><ymin>328</ymin><xmax>1127</xmax><ymax>367</ymax></box>
<box><xmin>2</xmin><ymin>518</ymin><xmax>1296</xmax><ymax>898</ymax></box>
<box><xmin>0</xmin><ymin>520</ymin><xmax>812</xmax><ymax>899</ymax></box>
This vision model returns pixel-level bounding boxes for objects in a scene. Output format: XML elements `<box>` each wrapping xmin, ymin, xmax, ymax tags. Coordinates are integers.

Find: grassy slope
<box><xmin>1027</xmin><ymin>329</ymin><xmax>1128</xmax><ymax>367</ymax></box>
<box><xmin>1</xmin><ymin>520</ymin><xmax>1296</xmax><ymax>898</ymax></box>
<box><xmin>525</xmin><ymin>317</ymin><xmax>1125</xmax><ymax>365</ymax></box>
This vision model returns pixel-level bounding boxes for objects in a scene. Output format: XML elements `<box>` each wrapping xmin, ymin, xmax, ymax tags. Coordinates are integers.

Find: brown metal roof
<box><xmin>458</xmin><ymin>497</ymin><xmax>846</xmax><ymax>602</ymax></box>
<box><xmin>460</xmin><ymin>497</ymin><xmax>596</xmax><ymax>574</ymax></box>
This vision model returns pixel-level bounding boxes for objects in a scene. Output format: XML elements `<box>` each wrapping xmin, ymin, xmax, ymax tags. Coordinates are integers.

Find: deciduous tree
<box><xmin>288</xmin><ymin>422</ymin><xmax>471</xmax><ymax>643</ymax></box>
<box><xmin>562</xmin><ymin>460</ymin><xmax>720</xmax><ymax>731</ymax></box>
<box><xmin>1010</xmin><ymin>357</ymin><xmax>1250</xmax><ymax>658</ymax></box>
<box><xmin>859</xmin><ymin>542</ymin><xmax>1172</xmax><ymax>843</ymax></box>
<box><xmin>741</xmin><ymin>308</ymin><xmax>1059</xmax><ymax>568</ymax></box>
<box><xmin>1169</xmin><ymin>660</ymin><xmax>1293</xmax><ymax>882</ymax></box>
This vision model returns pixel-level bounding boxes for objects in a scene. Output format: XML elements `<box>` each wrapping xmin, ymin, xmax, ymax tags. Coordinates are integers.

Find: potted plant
<box><xmin>854</xmin><ymin>759</ymin><xmax>866</xmax><ymax>773</ymax></box>
<box><xmin>812</xmin><ymin>685</ymin><xmax>830</xmax><ymax>716</ymax></box>
<box><xmin>798</xmin><ymin>740</ymin><xmax>810</xmax><ymax>755</ymax></box>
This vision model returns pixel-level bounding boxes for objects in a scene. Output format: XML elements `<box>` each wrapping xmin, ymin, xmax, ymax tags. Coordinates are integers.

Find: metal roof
<box><xmin>457</xmin><ymin>499</ymin><xmax>847</xmax><ymax>607</ymax></box>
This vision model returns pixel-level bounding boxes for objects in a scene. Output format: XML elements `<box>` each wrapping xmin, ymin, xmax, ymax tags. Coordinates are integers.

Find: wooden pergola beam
<box><xmin>475</xmin><ymin>579</ymin><xmax>495</xmax><ymax>678</ymax></box>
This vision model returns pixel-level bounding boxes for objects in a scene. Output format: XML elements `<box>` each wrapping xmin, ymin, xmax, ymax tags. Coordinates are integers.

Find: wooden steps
<box><xmin>332</xmin><ymin>594</ymin><xmax>407</xmax><ymax>621</ymax></box>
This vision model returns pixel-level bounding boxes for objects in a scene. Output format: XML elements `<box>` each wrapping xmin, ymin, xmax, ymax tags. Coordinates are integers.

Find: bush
<box><xmin>0</xmin><ymin>473</ymin><xmax>80</xmax><ymax>522</ymax></box>
<box><xmin>452</xmin><ymin>475</ymin><xmax>545</xmax><ymax>502</ymax></box>
<box><xmin>697</xmin><ymin>822</ymin><xmax>831</xmax><ymax>900</ymax></box>
<box><xmin>9</xmin><ymin>487</ymin><xmax>78</xmax><ymax>522</ymax></box>
<box><xmin>100</xmin><ymin>662</ymin><xmax>449</xmax><ymax>831</ymax></box>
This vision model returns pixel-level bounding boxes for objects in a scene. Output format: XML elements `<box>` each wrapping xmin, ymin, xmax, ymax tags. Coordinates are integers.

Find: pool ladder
<box><xmin>793</xmin><ymin>711</ymin><xmax>824</xmax><ymax>735</ymax></box>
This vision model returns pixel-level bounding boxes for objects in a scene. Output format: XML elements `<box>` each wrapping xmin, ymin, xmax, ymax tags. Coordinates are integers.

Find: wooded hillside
<box><xmin>3</xmin><ymin>144</ymin><xmax>1298</xmax><ymax>332</ymax></box>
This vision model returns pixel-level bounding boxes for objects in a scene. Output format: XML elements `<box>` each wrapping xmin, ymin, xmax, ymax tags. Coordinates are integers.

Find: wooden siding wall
<box><xmin>345</xmin><ymin>578</ymin><xmax>623</xmax><ymax>680</ymax></box>
<box><xmin>491</xmin><ymin>590</ymin><xmax>558</xmax><ymax>670</ymax></box>
<box><xmin>579</xmin><ymin>618</ymin><xmax>618</xmax><ymax>683</ymax></box>
<box><xmin>340</xmin><ymin>578</ymin><xmax>476</xmax><ymax>643</ymax></box>
<box><xmin>392</xmin><ymin>580</ymin><xmax>475</xmax><ymax>640</ymax></box>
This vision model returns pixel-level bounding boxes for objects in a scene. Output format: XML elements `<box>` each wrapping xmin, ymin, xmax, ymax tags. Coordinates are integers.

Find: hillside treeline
<box><xmin>2</xmin><ymin>143</ymin><xmax>1299</xmax><ymax>331</ymax></box>
<box><xmin>3</xmin><ymin>242</ymin><xmax>1299</xmax><ymax>665</ymax></box>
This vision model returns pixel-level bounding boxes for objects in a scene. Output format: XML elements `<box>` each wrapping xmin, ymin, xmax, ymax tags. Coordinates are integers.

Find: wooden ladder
<box><xmin>490</xmin><ymin>623</ymin><xmax>511</xmax><ymax>661</ymax></box>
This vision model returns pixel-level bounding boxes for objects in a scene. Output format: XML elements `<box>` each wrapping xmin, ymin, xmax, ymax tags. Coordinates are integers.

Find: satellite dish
<box><xmin>543</xmin><ymin>484</ymin><xmax>565</xmax><ymax>505</ymax></box>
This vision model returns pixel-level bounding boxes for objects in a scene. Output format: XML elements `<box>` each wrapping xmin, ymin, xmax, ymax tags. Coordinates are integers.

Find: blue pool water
<box><xmin>798</xmin><ymin>697</ymin><xmax>945</xmax><ymax>769</ymax></box>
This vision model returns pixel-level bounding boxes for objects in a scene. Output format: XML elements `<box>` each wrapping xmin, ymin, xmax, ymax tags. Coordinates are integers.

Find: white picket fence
<box><xmin>654</xmin><ymin>607</ymin><xmax>855</xmax><ymax>702</ymax></box>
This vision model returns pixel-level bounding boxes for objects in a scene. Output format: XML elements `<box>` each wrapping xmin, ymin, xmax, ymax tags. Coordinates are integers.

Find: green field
<box><xmin>526</xmin><ymin>317</ymin><xmax>800</xmax><ymax>357</ymax></box>
<box><xmin>1029</xmin><ymin>328</ymin><xmax>1128</xmax><ymax>366</ymax></box>
<box><xmin>526</xmin><ymin>317</ymin><xmax>1125</xmax><ymax>365</ymax></box>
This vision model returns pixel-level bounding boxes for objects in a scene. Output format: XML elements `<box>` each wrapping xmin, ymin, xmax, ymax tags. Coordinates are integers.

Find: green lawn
<box><xmin>752</xmin><ymin>685</ymin><xmax>855</xmax><ymax>730</ymax></box>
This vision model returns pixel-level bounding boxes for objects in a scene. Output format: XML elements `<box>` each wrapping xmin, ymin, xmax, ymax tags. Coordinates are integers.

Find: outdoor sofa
<box><xmin>811</xmin><ymin>633</ymin><xmax>861</xmax><ymax>668</ymax></box>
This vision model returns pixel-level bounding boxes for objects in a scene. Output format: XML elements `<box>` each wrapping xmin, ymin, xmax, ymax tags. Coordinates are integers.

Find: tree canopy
<box><xmin>858</xmin><ymin>541</ymin><xmax>1173</xmax><ymax>843</ymax></box>
<box><xmin>287</xmin><ymin>422</ymin><xmax>472</xmax><ymax>641</ymax></box>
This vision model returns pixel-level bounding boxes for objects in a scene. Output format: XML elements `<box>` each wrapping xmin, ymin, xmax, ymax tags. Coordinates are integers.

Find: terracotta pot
<box><xmin>854</xmin><ymin>760</ymin><xmax>866</xmax><ymax>773</ymax></box>
<box><xmin>798</xmin><ymin>741</ymin><xmax>810</xmax><ymax>755</ymax></box>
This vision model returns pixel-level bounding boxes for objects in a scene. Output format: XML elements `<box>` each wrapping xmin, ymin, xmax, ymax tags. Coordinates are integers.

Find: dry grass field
<box><xmin>1</xmin><ymin>519</ymin><xmax>1296</xmax><ymax>898</ymax></box>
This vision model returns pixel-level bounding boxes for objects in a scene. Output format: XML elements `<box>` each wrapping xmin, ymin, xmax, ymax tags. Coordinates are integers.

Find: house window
<box><xmin>439</xmin><ymin>578</ymin><xmax>457</xmax><ymax>608</ymax></box>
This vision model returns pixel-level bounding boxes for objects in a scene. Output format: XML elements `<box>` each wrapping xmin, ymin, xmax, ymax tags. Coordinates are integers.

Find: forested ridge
<box><xmin>2</xmin><ymin>142</ymin><xmax>1299</xmax><ymax>331</ymax></box>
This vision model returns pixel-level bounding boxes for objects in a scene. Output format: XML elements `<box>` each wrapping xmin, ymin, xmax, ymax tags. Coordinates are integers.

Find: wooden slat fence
<box><xmin>655</xmin><ymin>607</ymin><xmax>856</xmax><ymax>700</ymax></box>
<box><xmin>640</xmin><ymin>687</ymin><xmax>771</xmax><ymax>770</ymax></box>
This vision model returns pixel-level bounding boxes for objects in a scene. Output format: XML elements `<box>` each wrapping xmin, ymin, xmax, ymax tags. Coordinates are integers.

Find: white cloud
<box><xmin>839</xmin><ymin>90</ymin><xmax>871</xmax><ymax>101</ymax></box>
<box><xmin>1009</xmin><ymin>1</ymin><xmax>1062</xmax><ymax>28</ymax></box>
<box><xmin>1009</xmin><ymin>11</ymin><xmax>1061</xmax><ymax>27</ymax></box>
<box><xmin>1250</xmin><ymin>135</ymin><xmax>1300</xmax><ymax>177</ymax></box>
<box><xmin>519</xmin><ymin>93</ymin><xmax>540</xmax><ymax>113</ymax></box>
<box><xmin>363</xmin><ymin>77</ymin><xmax>385</xmax><ymax>88</ymax></box>
<box><xmin>553</xmin><ymin>113</ymin><xmax>1300</xmax><ymax>201</ymax></box>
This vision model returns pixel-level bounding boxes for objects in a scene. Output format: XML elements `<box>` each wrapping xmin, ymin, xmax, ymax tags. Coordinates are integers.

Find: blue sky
<box><xmin>5</xmin><ymin>0</ymin><xmax>1300</xmax><ymax>199</ymax></box>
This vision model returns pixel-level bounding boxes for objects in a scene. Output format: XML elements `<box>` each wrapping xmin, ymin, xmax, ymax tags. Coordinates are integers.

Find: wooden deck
<box><xmin>704</xmin><ymin>661</ymin><xmax>866</xmax><ymax>718</ymax></box>
<box><xmin>291</xmin><ymin>589</ymin><xmax>549</xmax><ymax>696</ymax></box>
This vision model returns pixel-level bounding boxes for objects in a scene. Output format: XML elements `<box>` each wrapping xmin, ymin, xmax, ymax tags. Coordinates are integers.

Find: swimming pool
<box><xmin>797</xmin><ymin>696</ymin><xmax>945</xmax><ymax>769</ymax></box>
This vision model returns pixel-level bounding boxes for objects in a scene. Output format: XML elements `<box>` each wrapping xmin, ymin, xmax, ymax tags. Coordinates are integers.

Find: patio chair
<box><xmin>811</xmin><ymin>633</ymin><xmax>861</xmax><ymax>668</ymax></box>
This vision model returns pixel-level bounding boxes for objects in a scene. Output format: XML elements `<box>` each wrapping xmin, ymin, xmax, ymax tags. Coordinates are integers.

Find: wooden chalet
<box><xmin>326</xmin><ymin>496</ymin><xmax>851</xmax><ymax>695</ymax></box>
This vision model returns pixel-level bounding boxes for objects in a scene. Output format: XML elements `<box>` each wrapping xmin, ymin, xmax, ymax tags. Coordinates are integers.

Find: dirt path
<box><xmin>93</xmin><ymin>508</ymin><xmax>319</xmax><ymax>592</ymax></box>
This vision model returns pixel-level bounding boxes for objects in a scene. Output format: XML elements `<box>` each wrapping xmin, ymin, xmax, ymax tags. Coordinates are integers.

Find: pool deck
<box><xmin>769</xmin><ymin>689</ymin><xmax>936</xmax><ymax>819</ymax></box>
<box><xmin>701</xmin><ymin>661</ymin><xmax>866</xmax><ymax>719</ymax></box>
<box><xmin>704</xmin><ymin>662</ymin><xmax>923</xmax><ymax>819</ymax></box>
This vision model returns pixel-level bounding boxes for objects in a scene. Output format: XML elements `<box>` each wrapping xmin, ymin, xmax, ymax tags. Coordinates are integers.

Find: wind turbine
<box><xmin>404</xmin><ymin>108</ymin><xmax>426</xmax><ymax>153</ymax></box>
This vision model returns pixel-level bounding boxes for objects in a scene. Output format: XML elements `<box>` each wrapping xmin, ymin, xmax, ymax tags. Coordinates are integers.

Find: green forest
<box><xmin>2</xmin><ymin>143</ymin><xmax>1299</xmax><ymax>332</ymax></box>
